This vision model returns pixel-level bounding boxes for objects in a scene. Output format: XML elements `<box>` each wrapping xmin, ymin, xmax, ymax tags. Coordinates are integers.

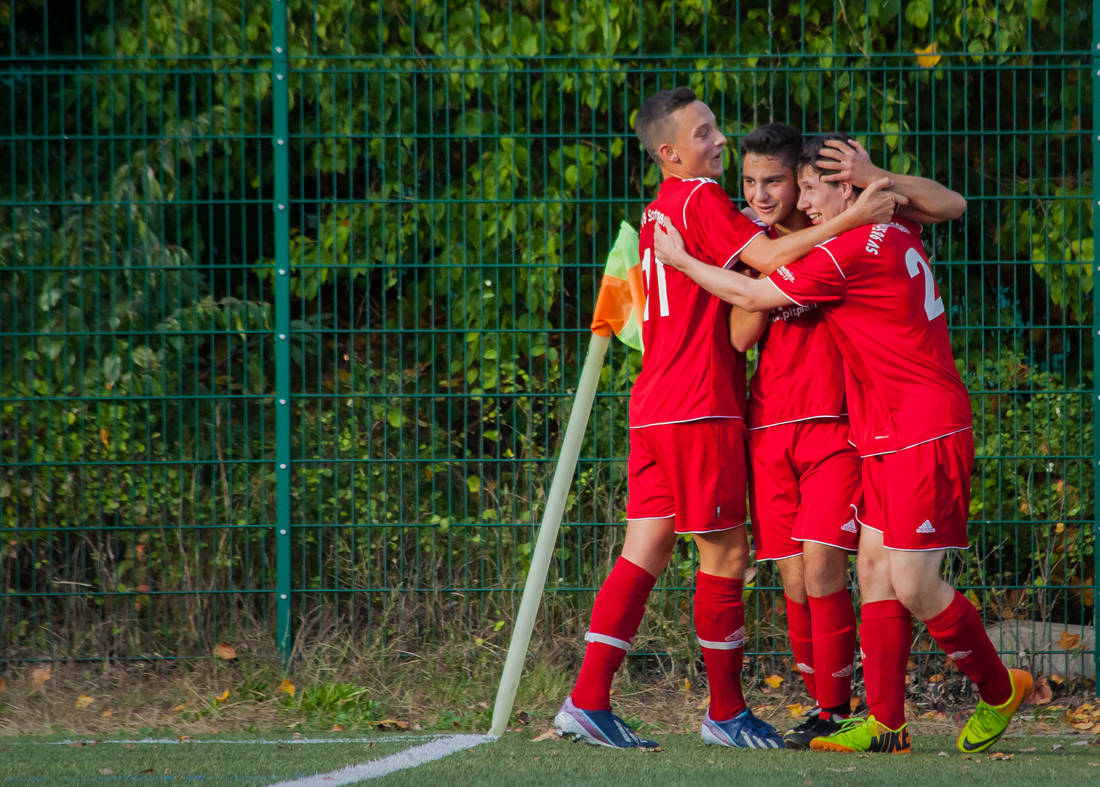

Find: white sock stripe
<box><xmin>698</xmin><ymin>636</ymin><xmax>745</xmax><ymax>650</ymax></box>
<box><xmin>585</xmin><ymin>631</ymin><xmax>632</xmax><ymax>651</ymax></box>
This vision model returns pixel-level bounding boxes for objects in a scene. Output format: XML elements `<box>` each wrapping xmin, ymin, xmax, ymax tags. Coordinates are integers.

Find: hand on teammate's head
<box><xmin>816</xmin><ymin>139</ymin><xmax>882</xmax><ymax>189</ymax></box>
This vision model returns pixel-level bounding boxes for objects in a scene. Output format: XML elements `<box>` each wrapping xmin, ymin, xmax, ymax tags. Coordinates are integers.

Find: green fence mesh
<box><xmin>0</xmin><ymin>1</ymin><xmax>1096</xmax><ymax>691</ymax></box>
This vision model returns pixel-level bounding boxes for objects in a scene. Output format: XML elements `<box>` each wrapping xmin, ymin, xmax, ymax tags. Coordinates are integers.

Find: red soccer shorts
<box><xmin>626</xmin><ymin>418</ymin><xmax>748</xmax><ymax>534</ymax></box>
<box><xmin>854</xmin><ymin>428</ymin><xmax>974</xmax><ymax>551</ymax></box>
<box><xmin>748</xmin><ymin>418</ymin><xmax>862</xmax><ymax>561</ymax></box>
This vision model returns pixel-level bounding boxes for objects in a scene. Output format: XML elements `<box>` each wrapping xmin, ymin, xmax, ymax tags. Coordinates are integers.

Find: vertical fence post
<box><xmin>1093</xmin><ymin>0</ymin><xmax>1100</xmax><ymax>698</ymax></box>
<box><xmin>272</xmin><ymin>0</ymin><xmax>293</xmax><ymax>661</ymax></box>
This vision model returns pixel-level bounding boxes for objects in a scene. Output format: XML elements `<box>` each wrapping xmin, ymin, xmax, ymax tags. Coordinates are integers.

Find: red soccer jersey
<box><xmin>631</xmin><ymin>177</ymin><xmax>764</xmax><ymax>428</ymax></box>
<box><xmin>748</xmin><ymin>225</ymin><xmax>847</xmax><ymax>429</ymax></box>
<box><xmin>766</xmin><ymin>218</ymin><xmax>972</xmax><ymax>456</ymax></box>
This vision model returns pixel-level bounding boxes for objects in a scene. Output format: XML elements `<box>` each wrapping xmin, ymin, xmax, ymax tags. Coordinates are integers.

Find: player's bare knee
<box><xmin>777</xmin><ymin>554</ymin><xmax>807</xmax><ymax>602</ymax></box>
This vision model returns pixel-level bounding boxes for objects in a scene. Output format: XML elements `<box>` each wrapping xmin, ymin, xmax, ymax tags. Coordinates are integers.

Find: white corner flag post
<box><xmin>488</xmin><ymin>331</ymin><xmax>610</xmax><ymax>737</ymax></box>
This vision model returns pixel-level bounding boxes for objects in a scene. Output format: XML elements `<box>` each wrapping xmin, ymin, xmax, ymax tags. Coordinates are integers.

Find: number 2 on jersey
<box><xmin>905</xmin><ymin>247</ymin><xmax>944</xmax><ymax>321</ymax></box>
<box><xmin>642</xmin><ymin>248</ymin><xmax>670</xmax><ymax>320</ymax></box>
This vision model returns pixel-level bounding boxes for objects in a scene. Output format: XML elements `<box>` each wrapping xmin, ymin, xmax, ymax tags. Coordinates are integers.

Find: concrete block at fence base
<box><xmin>984</xmin><ymin>621</ymin><xmax>1096</xmax><ymax>679</ymax></box>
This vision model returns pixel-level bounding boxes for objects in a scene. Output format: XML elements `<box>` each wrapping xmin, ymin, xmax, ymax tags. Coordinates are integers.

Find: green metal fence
<box><xmin>0</xmin><ymin>0</ymin><xmax>1096</xmax><ymax>691</ymax></box>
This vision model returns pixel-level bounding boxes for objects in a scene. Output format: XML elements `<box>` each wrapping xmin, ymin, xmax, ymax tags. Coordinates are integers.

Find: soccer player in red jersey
<box><xmin>651</xmin><ymin>134</ymin><xmax>1033</xmax><ymax>755</ymax></box>
<box><xmin>733</xmin><ymin>125</ymin><xmax>969</xmax><ymax>748</ymax></box>
<box><xmin>555</xmin><ymin>91</ymin><xmax>903</xmax><ymax>750</ymax></box>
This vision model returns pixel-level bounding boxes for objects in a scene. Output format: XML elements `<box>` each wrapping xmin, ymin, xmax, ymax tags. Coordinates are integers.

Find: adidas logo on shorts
<box><xmin>832</xmin><ymin>663</ymin><xmax>854</xmax><ymax>678</ymax></box>
<box><xmin>841</xmin><ymin>519</ymin><xmax>857</xmax><ymax>533</ymax></box>
<box><xmin>796</xmin><ymin>662</ymin><xmax>815</xmax><ymax>674</ymax></box>
<box><xmin>947</xmin><ymin>650</ymin><xmax>973</xmax><ymax>661</ymax></box>
<box><xmin>916</xmin><ymin>520</ymin><xmax>936</xmax><ymax>534</ymax></box>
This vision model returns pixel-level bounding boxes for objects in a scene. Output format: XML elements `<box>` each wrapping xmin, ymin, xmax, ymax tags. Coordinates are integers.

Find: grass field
<box><xmin>2</xmin><ymin>730</ymin><xmax>1099</xmax><ymax>786</ymax></box>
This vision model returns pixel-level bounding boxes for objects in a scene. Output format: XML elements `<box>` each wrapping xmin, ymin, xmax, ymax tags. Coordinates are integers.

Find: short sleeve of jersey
<box><xmin>684</xmin><ymin>183</ymin><xmax>764</xmax><ymax>269</ymax></box>
<box><xmin>767</xmin><ymin>245</ymin><xmax>848</xmax><ymax>306</ymax></box>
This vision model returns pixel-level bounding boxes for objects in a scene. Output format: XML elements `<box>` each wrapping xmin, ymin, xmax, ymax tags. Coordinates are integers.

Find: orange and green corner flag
<box><xmin>590</xmin><ymin>221</ymin><xmax>646</xmax><ymax>353</ymax></box>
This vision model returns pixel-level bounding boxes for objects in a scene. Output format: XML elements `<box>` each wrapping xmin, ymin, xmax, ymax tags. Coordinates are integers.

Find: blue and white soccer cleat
<box><xmin>554</xmin><ymin>697</ymin><xmax>658</xmax><ymax>748</ymax></box>
<box><xmin>701</xmin><ymin>708</ymin><xmax>785</xmax><ymax>749</ymax></box>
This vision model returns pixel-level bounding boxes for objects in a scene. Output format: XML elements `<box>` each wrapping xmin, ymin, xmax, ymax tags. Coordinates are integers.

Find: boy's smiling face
<box><xmin>664</xmin><ymin>101</ymin><xmax>727</xmax><ymax>179</ymax></box>
<box><xmin>742</xmin><ymin>153</ymin><xmax>799</xmax><ymax>226</ymax></box>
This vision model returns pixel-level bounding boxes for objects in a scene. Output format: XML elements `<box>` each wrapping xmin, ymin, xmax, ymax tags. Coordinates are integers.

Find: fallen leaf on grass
<box><xmin>139</xmin><ymin>769</ymin><xmax>154</xmax><ymax>775</ymax></box>
<box><xmin>373</xmin><ymin>719</ymin><xmax>410</xmax><ymax>731</ymax></box>
<box><xmin>927</xmin><ymin>674</ymin><xmax>945</xmax><ymax>683</ymax></box>
<box><xmin>30</xmin><ymin>666</ymin><xmax>51</xmax><ymax>687</ymax></box>
<box><xmin>989</xmin><ymin>752</ymin><xmax>1014</xmax><ymax>761</ymax></box>
<box><xmin>919</xmin><ymin>711</ymin><xmax>948</xmax><ymax>720</ymax></box>
<box><xmin>640</xmin><ymin>745</ymin><xmax>663</xmax><ymax>753</ymax></box>
<box><xmin>684</xmin><ymin>679</ymin><xmax>691</xmax><ymax>691</ymax></box>
<box><xmin>171</xmin><ymin>704</ymin><xmax>187</xmax><ymax>713</ymax></box>
<box><xmin>1027</xmin><ymin>676</ymin><xmax>1052</xmax><ymax>705</ymax></box>
<box><xmin>214</xmin><ymin>644</ymin><xmax>237</xmax><ymax>660</ymax></box>
<box><xmin>850</xmin><ymin>697</ymin><xmax>861</xmax><ymax>712</ymax></box>
<box><xmin>1050</xmin><ymin>674</ymin><xmax>1065</xmax><ymax>685</ymax></box>
<box><xmin>101</xmin><ymin>709</ymin><xmax>112</xmax><ymax>719</ymax></box>
<box><xmin>764</xmin><ymin>674</ymin><xmax>784</xmax><ymax>688</ymax></box>
<box><xmin>75</xmin><ymin>694</ymin><xmax>94</xmax><ymax>709</ymax></box>
<box><xmin>277</xmin><ymin>678</ymin><xmax>295</xmax><ymax>697</ymax></box>
<box><xmin>332</xmin><ymin>724</ymin><xmax>343</xmax><ymax>732</ymax></box>
<box><xmin>1088</xmin><ymin>762</ymin><xmax>1099</xmax><ymax>767</ymax></box>
<box><xmin>532</xmin><ymin>731</ymin><xmax>561</xmax><ymax>742</ymax></box>
<box><xmin>213</xmin><ymin>690</ymin><xmax>230</xmax><ymax>705</ymax></box>
<box><xmin>1052</xmin><ymin>743</ymin><xmax>1063</xmax><ymax>750</ymax></box>
<box><xmin>0</xmin><ymin>677</ymin><xmax>6</xmax><ymax>692</ymax></box>
<box><xmin>787</xmin><ymin>703</ymin><xmax>810</xmax><ymax>718</ymax></box>
<box><xmin>938</xmin><ymin>751</ymin><xmax>948</xmax><ymax>756</ymax></box>
<box><xmin>99</xmin><ymin>769</ymin><xmax>113</xmax><ymax>775</ymax></box>
<box><xmin>1020</xmin><ymin>747</ymin><xmax>1036</xmax><ymax>752</ymax></box>
<box><xmin>1074</xmin><ymin>722</ymin><xmax>1095</xmax><ymax>731</ymax></box>
<box><xmin>696</xmin><ymin>695</ymin><xmax>711</xmax><ymax>710</ymax></box>
<box><xmin>178</xmin><ymin>736</ymin><xmax>192</xmax><ymax>744</ymax></box>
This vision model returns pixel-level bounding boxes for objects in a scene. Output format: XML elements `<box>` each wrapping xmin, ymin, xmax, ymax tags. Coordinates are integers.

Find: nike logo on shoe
<box><xmin>960</xmin><ymin>733</ymin><xmax>1002</xmax><ymax>753</ymax></box>
<box><xmin>916</xmin><ymin>520</ymin><xmax>936</xmax><ymax>533</ymax></box>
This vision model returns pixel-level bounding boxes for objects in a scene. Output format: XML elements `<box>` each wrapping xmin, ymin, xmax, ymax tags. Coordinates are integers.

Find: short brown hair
<box><xmin>740</xmin><ymin>123</ymin><xmax>803</xmax><ymax>171</ymax></box>
<box><xmin>635</xmin><ymin>87</ymin><xmax>698</xmax><ymax>164</ymax></box>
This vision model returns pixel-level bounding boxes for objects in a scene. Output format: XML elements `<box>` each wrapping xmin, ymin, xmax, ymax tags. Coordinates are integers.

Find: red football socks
<box><xmin>785</xmin><ymin>595</ymin><xmax>817</xmax><ymax>702</ymax></box>
<box><xmin>924</xmin><ymin>591</ymin><xmax>1012</xmax><ymax>707</ymax></box>
<box><xmin>859</xmin><ymin>600</ymin><xmax>912</xmax><ymax>729</ymax></box>
<box><xmin>809</xmin><ymin>589</ymin><xmax>857</xmax><ymax>712</ymax></box>
<box><xmin>695</xmin><ymin>571</ymin><xmax>748</xmax><ymax>721</ymax></box>
<box><xmin>570</xmin><ymin>557</ymin><xmax>658</xmax><ymax>711</ymax></box>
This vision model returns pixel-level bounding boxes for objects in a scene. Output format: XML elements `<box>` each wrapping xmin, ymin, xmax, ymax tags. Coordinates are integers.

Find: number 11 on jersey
<box><xmin>642</xmin><ymin>248</ymin><xmax>670</xmax><ymax>320</ymax></box>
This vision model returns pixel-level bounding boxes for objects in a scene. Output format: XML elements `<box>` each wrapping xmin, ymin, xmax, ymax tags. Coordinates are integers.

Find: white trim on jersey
<box><xmin>748</xmin><ymin>413</ymin><xmax>847</xmax><ymax>431</ymax></box>
<box><xmin>853</xmin><ymin>425</ymin><xmax>973</xmax><ymax>458</ymax></box>
<box><xmin>629</xmin><ymin>415</ymin><xmax>743</xmax><ymax>429</ymax></box>
<box><xmin>624</xmin><ymin>511</ymin><xmax>676</xmax><ymax>521</ymax></box>
<box><xmin>681</xmin><ymin>178</ymin><xmax>718</xmax><ymax>230</ymax></box>
<box><xmin>722</xmin><ymin>230</ymin><xmax>765</xmax><ymax>269</ymax></box>
<box><xmin>819</xmin><ymin>244</ymin><xmax>846</xmax><ymax>279</ymax></box>
<box><xmin>766</xmin><ymin>276</ymin><xmax>802</xmax><ymax>306</ymax></box>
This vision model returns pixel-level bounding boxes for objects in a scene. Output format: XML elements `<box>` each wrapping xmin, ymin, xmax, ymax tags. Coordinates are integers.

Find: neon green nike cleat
<box><xmin>809</xmin><ymin>715</ymin><xmax>911</xmax><ymax>753</ymax></box>
<box><xmin>956</xmin><ymin>668</ymin><xmax>1033</xmax><ymax>753</ymax></box>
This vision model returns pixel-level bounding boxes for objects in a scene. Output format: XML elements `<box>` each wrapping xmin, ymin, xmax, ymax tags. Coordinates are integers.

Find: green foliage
<box><xmin>0</xmin><ymin>0</ymin><xmax>1094</xmax><ymax>660</ymax></box>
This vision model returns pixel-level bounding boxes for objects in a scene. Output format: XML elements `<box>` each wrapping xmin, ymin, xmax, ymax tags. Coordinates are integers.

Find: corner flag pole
<box><xmin>489</xmin><ymin>330</ymin><xmax>610</xmax><ymax>737</ymax></box>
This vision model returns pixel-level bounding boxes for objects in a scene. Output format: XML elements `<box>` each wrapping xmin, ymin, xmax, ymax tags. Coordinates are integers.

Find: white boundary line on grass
<box><xmin>263</xmin><ymin>733</ymin><xmax>494</xmax><ymax>787</ymax></box>
<box><xmin>6</xmin><ymin>735</ymin><xmax>443</xmax><ymax>746</ymax></box>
